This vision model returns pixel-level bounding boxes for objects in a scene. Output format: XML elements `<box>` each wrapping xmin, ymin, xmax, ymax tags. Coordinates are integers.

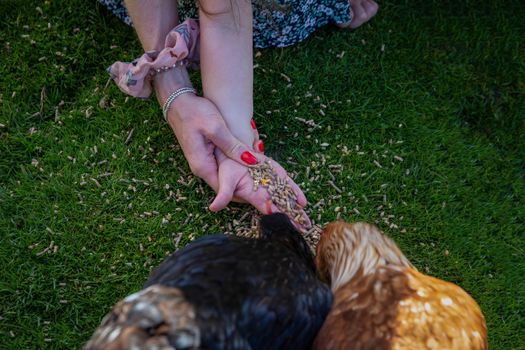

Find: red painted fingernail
<box><xmin>265</xmin><ymin>200</ymin><xmax>273</xmax><ymax>214</ymax></box>
<box><xmin>258</xmin><ymin>141</ymin><xmax>265</xmax><ymax>153</ymax></box>
<box><xmin>250</xmin><ymin>119</ymin><xmax>257</xmax><ymax>129</ymax></box>
<box><xmin>241</xmin><ymin>151</ymin><xmax>257</xmax><ymax>165</ymax></box>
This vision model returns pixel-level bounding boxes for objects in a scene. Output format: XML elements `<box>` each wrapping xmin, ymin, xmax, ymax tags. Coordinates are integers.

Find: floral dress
<box><xmin>98</xmin><ymin>0</ymin><xmax>351</xmax><ymax>48</ymax></box>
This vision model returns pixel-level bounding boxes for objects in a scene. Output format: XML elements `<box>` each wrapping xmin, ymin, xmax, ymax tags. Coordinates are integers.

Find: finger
<box><xmin>250</xmin><ymin>196</ymin><xmax>279</xmax><ymax>216</ymax></box>
<box><xmin>208</xmin><ymin>161</ymin><xmax>238</xmax><ymax>212</ymax></box>
<box><xmin>296</xmin><ymin>210</ymin><xmax>313</xmax><ymax>232</ymax></box>
<box><xmin>245</xmin><ymin>184</ymin><xmax>311</xmax><ymax>231</ymax></box>
<box><xmin>266</xmin><ymin>158</ymin><xmax>308</xmax><ymax>207</ymax></box>
<box><xmin>288</xmin><ymin>178</ymin><xmax>307</xmax><ymax>207</ymax></box>
<box><xmin>204</xmin><ymin>121</ymin><xmax>263</xmax><ymax>166</ymax></box>
<box><xmin>250</xmin><ymin>118</ymin><xmax>260</xmax><ymax>143</ymax></box>
<box><xmin>255</xmin><ymin>158</ymin><xmax>311</xmax><ymax>229</ymax></box>
<box><xmin>265</xmin><ymin>199</ymin><xmax>273</xmax><ymax>214</ymax></box>
<box><xmin>209</xmin><ymin>181</ymin><xmax>235</xmax><ymax>212</ymax></box>
<box><xmin>178</xmin><ymin>132</ymin><xmax>220</xmax><ymax>191</ymax></box>
<box><xmin>263</xmin><ymin>198</ymin><xmax>312</xmax><ymax>232</ymax></box>
<box><xmin>253</xmin><ymin>139</ymin><xmax>265</xmax><ymax>154</ymax></box>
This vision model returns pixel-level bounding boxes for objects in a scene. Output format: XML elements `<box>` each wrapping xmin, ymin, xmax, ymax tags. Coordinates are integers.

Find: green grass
<box><xmin>1</xmin><ymin>0</ymin><xmax>524</xmax><ymax>348</ymax></box>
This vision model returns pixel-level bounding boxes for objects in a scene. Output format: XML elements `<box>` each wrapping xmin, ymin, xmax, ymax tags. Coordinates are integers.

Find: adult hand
<box><xmin>210</xmin><ymin>149</ymin><xmax>312</xmax><ymax>231</ymax></box>
<box><xmin>250</xmin><ymin>118</ymin><xmax>265</xmax><ymax>155</ymax></box>
<box><xmin>166</xmin><ymin>93</ymin><xmax>261</xmax><ymax>192</ymax></box>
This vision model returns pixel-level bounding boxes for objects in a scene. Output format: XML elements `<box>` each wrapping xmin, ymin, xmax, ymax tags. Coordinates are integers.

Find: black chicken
<box><xmin>84</xmin><ymin>213</ymin><xmax>333</xmax><ymax>350</ymax></box>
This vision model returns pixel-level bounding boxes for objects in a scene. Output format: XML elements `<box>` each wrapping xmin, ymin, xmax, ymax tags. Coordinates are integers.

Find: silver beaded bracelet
<box><xmin>149</xmin><ymin>59</ymin><xmax>190</xmax><ymax>78</ymax></box>
<box><xmin>162</xmin><ymin>87</ymin><xmax>197</xmax><ymax>121</ymax></box>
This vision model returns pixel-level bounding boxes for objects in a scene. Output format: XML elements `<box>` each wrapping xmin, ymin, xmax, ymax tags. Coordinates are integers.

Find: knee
<box><xmin>198</xmin><ymin>0</ymin><xmax>234</xmax><ymax>16</ymax></box>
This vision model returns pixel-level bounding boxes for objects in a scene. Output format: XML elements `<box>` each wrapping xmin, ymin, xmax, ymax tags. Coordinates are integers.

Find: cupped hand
<box><xmin>165</xmin><ymin>93</ymin><xmax>261</xmax><ymax>191</ymax></box>
<box><xmin>165</xmin><ymin>93</ymin><xmax>310</xmax><ymax>229</ymax></box>
<box><xmin>210</xmin><ymin>149</ymin><xmax>312</xmax><ymax>231</ymax></box>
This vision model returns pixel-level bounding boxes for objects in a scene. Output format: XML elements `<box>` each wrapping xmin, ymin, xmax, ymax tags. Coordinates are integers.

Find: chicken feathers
<box><xmin>85</xmin><ymin>213</ymin><xmax>332</xmax><ymax>350</ymax></box>
<box><xmin>313</xmin><ymin>221</ymin><xmax>487</xmax><ymax>350</ymax></box>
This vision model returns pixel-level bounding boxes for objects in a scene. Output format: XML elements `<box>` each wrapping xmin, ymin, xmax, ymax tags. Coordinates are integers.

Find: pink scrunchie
<box><xmin>108</xmin><ymin>19</ymin><xmax>200</xmax><ymax>99</ymax></box>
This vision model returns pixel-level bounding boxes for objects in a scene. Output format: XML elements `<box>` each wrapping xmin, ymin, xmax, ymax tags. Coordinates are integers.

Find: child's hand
<box><xmin>209</xmin><ymin>149</ymin><xmax>312</xmax><ymax>231</ymax></box>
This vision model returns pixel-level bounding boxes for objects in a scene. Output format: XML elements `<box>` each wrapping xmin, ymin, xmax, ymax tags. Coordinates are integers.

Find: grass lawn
<box><xmin>1</xmin><ymin>0</ymin><xmax>524</xmax><ymax>348</ymax></box>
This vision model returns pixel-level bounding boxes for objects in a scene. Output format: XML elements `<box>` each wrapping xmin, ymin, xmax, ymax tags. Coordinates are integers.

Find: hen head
<box><xmin>84</xmin><ymin>285</ymin><xmax>200</xmax><ymax>350</ymax></box>
<box><xmin>316</xmin><ymin>221</ymin><xmax>413</xmax><ymax>291</ymax></box>
<box><xmin>259</xmin><ymin>213</ymin><xmax>316</xmax><ymax>271</ymax></box>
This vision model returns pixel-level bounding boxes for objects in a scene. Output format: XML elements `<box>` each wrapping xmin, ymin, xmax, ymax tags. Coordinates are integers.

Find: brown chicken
<box><xmin>313</xmin><ymin>221</ymin><xmax>487</xmax><ymax>350</ymax></box>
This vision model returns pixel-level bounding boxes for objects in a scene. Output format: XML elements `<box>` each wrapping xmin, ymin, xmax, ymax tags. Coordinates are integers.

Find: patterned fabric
<box><xmin>108</xmin><ymin>19</ymin><xmax>200</xmax><ymax>98</ymax></box>
<box><xmin>98</xmin><ymin>0</ymin><xmax>351</xmax><ymax>48</ymax></box>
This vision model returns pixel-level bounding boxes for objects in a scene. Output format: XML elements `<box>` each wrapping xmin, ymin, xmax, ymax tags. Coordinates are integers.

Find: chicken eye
<box><xmin>168</xmin><ymin>329</ymin><xmax>198</xmax><ymax>349</ymax></box>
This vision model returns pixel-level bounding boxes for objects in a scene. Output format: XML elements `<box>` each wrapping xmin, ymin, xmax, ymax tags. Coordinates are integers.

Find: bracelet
<box><xmin>149</xmin><ymin>58</ymin><xmax>190</xmax><ymax>78</ymax></box>
<box><xmin>162</xmin><ymin>87</ymin><xmax>197</xmax><ymax>122</ymax></box>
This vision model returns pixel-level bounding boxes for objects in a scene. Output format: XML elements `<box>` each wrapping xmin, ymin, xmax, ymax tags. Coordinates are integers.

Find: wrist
<box><xmin>153</xmin><ymin>66</ymin><xmax>193</xmax><ymax>105</ymax></box>
<box><xmin>165</xmin><ymin>93</ymin><xmax>198</xmax><ymax>125</ymax></box>
<box><xmin>226</xmin><ymin>120</ymin><xmax>255</xmax><ymax>147</ymax></box>
<box><xmin>163</xmin><ymin>88</ymin><xmax>197</xmax><ymax>121</ymax></box>
<box><xmin>234</xmin><ymin>129</ymin><xmax>255</xmax><ymax>148</ymax></box>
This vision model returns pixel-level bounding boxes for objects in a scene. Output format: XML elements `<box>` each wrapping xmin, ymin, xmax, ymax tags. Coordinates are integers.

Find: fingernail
<box><xmin>265</xmin><ymin>200</ymin><xmax>273</xmax><ymax>214</ymax></box>
<box><xmin>258</xmin><ymin>141</ymin><xmax>265</xmax><ymax>153</ymax></box>
<box><xmin>250</xmin><ymin>119</ymin><xmax>257</xmax><ymax>129</ymax></box>
<box><xmin>241</xmin><ymin>151</ymin><xmax>257</xmax><ymax>165</ymax></box>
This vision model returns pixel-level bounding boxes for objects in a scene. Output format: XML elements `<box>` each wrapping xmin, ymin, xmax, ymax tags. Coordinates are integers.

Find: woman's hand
<box><xmin>210</xmin><ymin>149</ymin><xmax>312</xmax><ymax>230</ymax></box>
<box><xmin>166</xmin><ymin>93</ymin><xmax>261</xmax><ymax>191</ymax></box>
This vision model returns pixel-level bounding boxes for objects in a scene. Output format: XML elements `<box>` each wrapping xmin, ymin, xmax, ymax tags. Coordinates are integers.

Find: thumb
<box><xmin>209</xmin><ymin>172</ymin><xmax>236</xmax><ymax>212</ymax></box>
<box><xmin>204</xmin><ymin>122</ymin><xmax>262</xmax><ymax>166</ymax></box>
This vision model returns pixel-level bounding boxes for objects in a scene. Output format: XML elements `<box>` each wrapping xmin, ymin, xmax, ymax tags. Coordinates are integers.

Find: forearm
<box><xmin>124</xmin><ymin>0</ymin><xmax>192</xmax><ymax>105</ymax></box>
<box><xmin>199</xmin><ymin>0</ymin><xmax>254</xmax><ymax>146</ymax></box>
<box><xmin>124</xmin><ymin>0</ymin><xmax>179</xmax><ymax>51</ymax></box>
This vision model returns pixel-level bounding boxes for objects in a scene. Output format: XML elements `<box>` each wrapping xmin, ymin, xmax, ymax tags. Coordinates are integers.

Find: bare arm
<box><xmin>198</xmin><ymin>1</ymin><xmax>310</xmax><ymax>227</ymax></box>
<box><xmin>123</xmin><ymin>0</ymin><xmax>262</xmax><ymax>194</ymax></box>
<box><xmin>124</xmin><ymin>0</ymin><xmax>192</xmax><ymax>105</ymax></box>
<box><xmin>122</xmin><ymin>0</ymin><xmax>308</xmax><ymax>223</ymax></box>
<box><xmin>124</xmin><ymin>0</ymin><xmax>179</xmax><ymax>51</ymax></box>
<box><xmin>199</xmin><ymin>0</ymin><xmax>254</xmax><ymax>146</ymax></box>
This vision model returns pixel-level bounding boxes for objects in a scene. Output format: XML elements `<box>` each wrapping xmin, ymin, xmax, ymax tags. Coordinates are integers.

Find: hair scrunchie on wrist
<box><xmin>107</xmin><ymin>19</ymin><xmax>200</xmax><ymax>99</ymax></box>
